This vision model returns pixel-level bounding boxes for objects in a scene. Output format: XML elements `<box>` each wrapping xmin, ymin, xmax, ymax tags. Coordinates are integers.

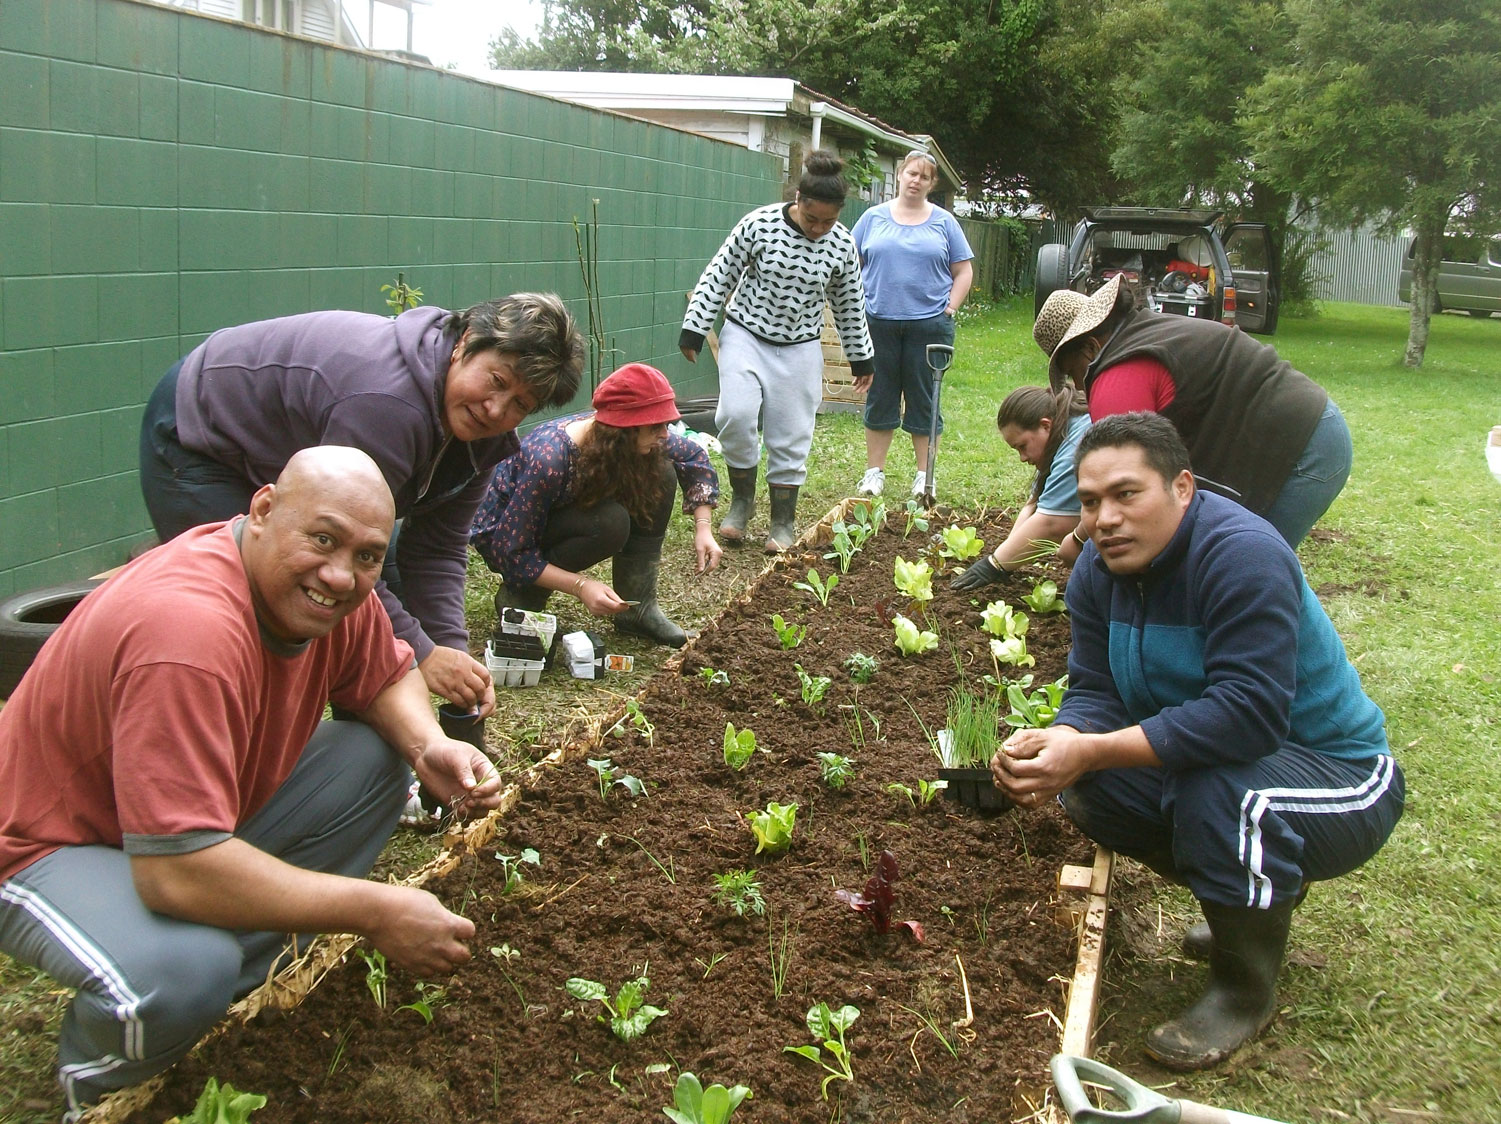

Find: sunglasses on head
<box><xmin>905</xmin><ymin>150</ymin><xmax>938</xmax><ymax>165</ymax></box>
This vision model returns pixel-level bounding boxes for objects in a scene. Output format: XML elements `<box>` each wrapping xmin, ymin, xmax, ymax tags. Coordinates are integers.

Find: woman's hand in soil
<box><xmin>419</xmin><ymin>646</ymin><xmax>496</xmax><ymax>717</ymax></box>
<box><xmin>695</xmin><ymin>526</ymin><xmax>723</xmax><ymax>573</ymax></box>
<box><xmin>578</xmin><ymin>578</ymin><xmax>630</xmax><ymax>616</ymax></box>
<box><xmin>991</xmin><ymin>726</ymin><xmax>1086</xmax><ymax>806</ymax></box>
<box><xmin>370</xmin><ymin>886</ymin><xmax>476</xmax><ymax>976</ymax></box>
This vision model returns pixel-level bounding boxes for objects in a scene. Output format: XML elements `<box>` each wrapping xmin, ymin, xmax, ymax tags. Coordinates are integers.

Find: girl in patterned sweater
<box><xmin>680</xmin><ymin>150</ymin><xmax>874</xmax><ymax>552</ymax></box>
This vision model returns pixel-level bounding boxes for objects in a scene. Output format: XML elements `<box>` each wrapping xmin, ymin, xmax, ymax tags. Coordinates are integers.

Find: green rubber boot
<box><xmin>1145</xmin><ymin>898</ymin><xmax>1294</xmax><ymax>1070</ymax></box>
<box><xmin>719</xmin><ymin>466</ymin><xmax>758</xmax><ymax>546</ymax></box>
<box><xmin>764</xmin><ymin>483</ymin><xmax>799</xmax><ymax>553</ymax></box>
<box><xmin>610</xmin><ymin>549</ymin><xmax>687</xmax><ymax>648</ymax></box>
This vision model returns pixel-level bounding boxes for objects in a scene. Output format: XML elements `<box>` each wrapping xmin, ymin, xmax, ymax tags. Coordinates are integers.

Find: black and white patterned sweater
<box><xmin>680</xmin><ymin>203</ymin><xmax>874</xmax><ymax>376</ymax></box>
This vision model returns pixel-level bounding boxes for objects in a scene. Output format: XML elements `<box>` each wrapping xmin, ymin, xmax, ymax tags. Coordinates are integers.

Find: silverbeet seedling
<box><xmin>769</xmin><ymin>613</ymin><xmax>807</xmax><ymax>650</ymax></box>
<box><xmin>566</xmin><ymin>970</ymin><xmax>668</xmax><ymax>1042</ymax></box>
<box><xmin>794</xmin><ymin>663</ymin><xmax>832</xmax><ymax>709</ymax></box>
<box><xmin>587</xmin><ymin>757</ymin><xmax>646</xmax><ymax>800</ymax></box>
<box><xmin>784</xmin><ymin>1002</ymin><xmax>860</xmax><ymax>1099</ymax></box>
<box><xmin>662</xmin><ymin>1071</ymin><xmax>753</xmax><ymax>1124</ymax></box>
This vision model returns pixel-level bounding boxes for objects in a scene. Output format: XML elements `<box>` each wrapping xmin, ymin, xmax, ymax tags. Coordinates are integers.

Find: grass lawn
<box><xmin>2</xmin><ymin>299</ymin><xmax>1497</xmax><ymax>1123</ymax></box>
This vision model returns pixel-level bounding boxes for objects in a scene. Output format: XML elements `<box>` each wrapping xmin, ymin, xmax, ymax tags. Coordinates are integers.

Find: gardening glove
<box><xmin>951</xmin><ymin>555</ymin><xmax>1008</xmax><ymax>592</ymax></box>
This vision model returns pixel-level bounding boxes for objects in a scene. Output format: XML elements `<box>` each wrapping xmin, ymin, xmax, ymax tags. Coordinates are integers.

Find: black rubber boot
<box><xmin>720</xmin><ymin>466</ymin><xmax>758</xmax><ymax>546</ymax></box>
<box><xmin>764</xmin><ymin>483</ymin><xmax>799</xmax><ymax>553</ymax></box>
<box><xmin>1183</xmin><ymin>884</ymin><xmax>1307</xmax><ymax>960</ymax></box>
<box><xmin>1145</xmin><ymin>898</ymin><xmax>1295</xmax><ymax>1070</ymax></box>
<box><xmin>610</xmin><ymin>550</ymin><xmax>687</xmax><ymax>648</ymax></box>
<box><xmin>493</xmin><ymin>581</ymin><xmax>551</xmax><ymax>618</ymax></box>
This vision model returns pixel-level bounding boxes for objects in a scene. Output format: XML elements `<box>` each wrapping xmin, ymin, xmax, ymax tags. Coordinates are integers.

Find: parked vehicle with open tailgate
<box><xmin>1035</xmin><ymin>206</ymin><xmax>1279</xmax><ymax>334</ymax></box>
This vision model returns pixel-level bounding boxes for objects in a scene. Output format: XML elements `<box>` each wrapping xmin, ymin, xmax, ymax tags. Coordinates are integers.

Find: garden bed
<box><xmin>105</xmin><ymin>502</ymin><xmax>1095</xmax><ymax>1124</ymax></box>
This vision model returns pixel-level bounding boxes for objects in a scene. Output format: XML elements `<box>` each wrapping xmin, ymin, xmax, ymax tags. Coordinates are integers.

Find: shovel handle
<box><xmin>925</xmin><ymin>342</ymin><xmax>955</xmax><ymax>373</ymax></box>
<box><xmin>1050</xmin><ymin>1056</ymin><xmax>1291</xmax><ymax>1124</ymax></box>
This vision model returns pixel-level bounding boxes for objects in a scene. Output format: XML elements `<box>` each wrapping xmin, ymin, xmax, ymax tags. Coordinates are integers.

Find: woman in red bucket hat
<box><xmin>470</xmin><ymin>363</ymin><xmax>722</xmax><ymax>648</ymax></box>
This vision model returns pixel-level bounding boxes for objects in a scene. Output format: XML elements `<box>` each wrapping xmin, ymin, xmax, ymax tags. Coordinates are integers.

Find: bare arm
<box><xmin>358</xmin><ymin>666</ymin><xmax>501</xmax><ymax>809</ymax></box>
<box><xmin>947</xmin><ymin>259</ymin><xmax>974</xmax><ymax>314</ymax></box>
<box><xmin>989</xmin><ymin>504</ymin><xmax>1079</xmax><ymax>570</ymax></box>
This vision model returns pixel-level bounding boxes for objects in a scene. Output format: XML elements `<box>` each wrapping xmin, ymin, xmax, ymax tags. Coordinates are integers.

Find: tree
<box><xmin>1243</xmin><ymin>0</ymin><xmax>1501</xmax><ymax>366</ymax></box>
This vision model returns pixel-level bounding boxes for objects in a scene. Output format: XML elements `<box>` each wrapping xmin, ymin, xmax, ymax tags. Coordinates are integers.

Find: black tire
<box><xmin>1034</xmin><ymin>243</ymin><xmax>1070</xmax><ymax>317</ymax></box>
<box><xmin>0</xmin><ymin>578</ymin><xmax>105</xmax><ymax>698</ymax></box>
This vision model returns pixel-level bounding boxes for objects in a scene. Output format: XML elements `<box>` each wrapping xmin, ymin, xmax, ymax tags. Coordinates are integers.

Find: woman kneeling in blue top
<box><xmin>952</xmin><ymin>385</ymin><xmax>1091</xmax><ymax>590</ymax></box>
<box><xmin>470</xmin><ymin>364</ymin><xmax>721</xmax><ymax>648</ymax></box>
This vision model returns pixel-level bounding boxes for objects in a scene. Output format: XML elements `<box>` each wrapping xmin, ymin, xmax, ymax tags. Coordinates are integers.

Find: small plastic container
<box><xmin>485</xmin><ymin>632</ymin><xmax>547</xmax><ymax>688</ymax></box>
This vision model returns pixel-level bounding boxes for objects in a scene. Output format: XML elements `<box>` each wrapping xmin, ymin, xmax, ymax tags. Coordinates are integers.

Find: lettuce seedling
<box><xmin>892</xmin><ymin>614</ymin><xmax>939</xmax><ymax>657</ymax></box>
<box><xmin>843</xmin><ymin>651</ymin><xmax>879</xmax><ymax>684</ymax></box>
<box><xmin>893</xmin><ymin>556</ymin><xmax>933</xmax><ymax>603</ymax></box>
<box><xmin>990</xmin><ymin>636</ymin><xmax>1035</xmax><ymax>669</ymax></box>
<box><xmin>980</xmin><ymin>599</ymin><xmax>1030</xmax><ymax>641</ymax></box>
<box><xmin>722</xmin><ymin>722</ymin><xmax>757</xmax><ymax>770</ymax></box>
<box><xmin>794</xmin><ymin>567</ymin><xmax>839</xmax><ymax>607</ymax></box>
<box><xmin>794</xmin><ymin>664</ymin><xmax>832</xmax><ymax>708</ymax></box>
<box><xmin>1021</xmin><ymin>579</ymin><xmax>1066</xmax><ymax>614</ymax></box>
<box><xmin>747</xmin><ymin>801</ymin><xmax>798</xmax><ymax>855</ymax></box>
<box><xmin>663</xmin><ymin>1071</ymin><xmax>753</xmax><ymax>1124</ymax></box>
<box><xmin>169</xmin><ymin>1077</ymin><xmax>268</xmax><ymax>1124</ymax></box>
<box><xmin>938</xmin><ymin>524</ymin><xmax>984</xmax><ymax>562</ymax></box>
<box><xmin>769</xmin><ymin>613</ymin><xmax>807</xmax><ymax>650</ymax></box>
<box><xmin>835</xmin><ymin>850</ymin><xmax>924</xmax><ymax>940</ymax></box>
<box><xmin>784</xmin><ymin>1002</ymin><xmax>860</xmax><ymax>1099</ymax></box>
<box><xmin>816</xmin><ymin>751</ymin><xmax>854</xmax><ymax>789</ymax></box>
<box><xmin>698</xmin><ymin>666</ymin><xmax>730</xmax><ymax>687</ymax></box>
<box><xmin>1004</xmin><ymin>674</ymin><xmax>1068</xmax><ymax>729</ymax></box>
<box><xmin>566</xmin><ymin>972</ymin><xmax>668</xmax><ymax>1042</ymax></box>
<box><xmin>712</xmin><ymin>868</ymin><xmax>766</xmax><ymax>917</ymax></box>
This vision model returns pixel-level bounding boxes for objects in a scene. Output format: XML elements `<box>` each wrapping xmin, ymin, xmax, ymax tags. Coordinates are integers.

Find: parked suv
<box><xmin>1398</xmin><ymin>233</ymin><xmax>1501</xmax><ymax>318</ymax></box>
<box><xmin>1035</xmin><ymin>207</ymin><xmax>1279</xmax><ymax>334</ymax></box>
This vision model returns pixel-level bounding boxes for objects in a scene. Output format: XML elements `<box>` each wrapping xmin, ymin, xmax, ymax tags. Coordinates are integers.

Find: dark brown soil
<box><xmin>127</xmin><ymin>510</ymin><xmax>1091</xmax><ymax>1124</ymax></box>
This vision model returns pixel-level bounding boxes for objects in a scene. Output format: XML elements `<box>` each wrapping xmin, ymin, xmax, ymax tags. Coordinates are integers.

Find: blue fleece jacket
<box><xmin>1058</xmin><ymin>491</ymin><xmax>1387</xmax><ymax>769</ymax></box>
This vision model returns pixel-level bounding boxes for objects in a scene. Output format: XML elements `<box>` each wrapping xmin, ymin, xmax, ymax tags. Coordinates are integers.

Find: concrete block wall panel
<box><xmin>0</xmin><ymin>0</ymin><xmax>782</xmax><ymax>594</ymax></box>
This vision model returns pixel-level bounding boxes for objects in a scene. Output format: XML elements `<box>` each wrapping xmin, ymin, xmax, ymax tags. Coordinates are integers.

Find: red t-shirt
<box><xmin>1088</xmin><ymin>356</ymin><xmax>1177</xmax><ymax>418</ymax></box>
<box><xmin>0</xmin><ymin>523</ymin><xmax>413</xmax><ymax>883</ymax></box>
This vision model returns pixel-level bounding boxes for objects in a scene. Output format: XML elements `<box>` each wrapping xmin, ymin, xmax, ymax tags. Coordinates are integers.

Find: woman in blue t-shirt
<box><xmin>850</xmin><ymin>150</ymin><xmax>974</xmax><ymax>499</ymax></box>
<box><xmin>952</xmin><ymin>386</ymin><xmax>1092</xmax><ymax>590</ymax></box>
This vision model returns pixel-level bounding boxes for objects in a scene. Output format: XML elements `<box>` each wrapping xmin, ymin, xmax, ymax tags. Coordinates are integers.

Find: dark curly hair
<box><xmin>797</xmin><ymin>150</ymin><xmax>848</xmax><ymax>205</ymax></box>
<box><xmin>571</xmin><ymin>421</ymin><xmax>670</xmax><ymax>523</ymax></box>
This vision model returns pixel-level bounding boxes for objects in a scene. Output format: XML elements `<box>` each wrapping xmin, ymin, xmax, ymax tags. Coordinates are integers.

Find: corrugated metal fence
<box><xmin>1301</xmin><ymin>222</ymin><xmax>1407</xmax><ymax>308</ymax></box>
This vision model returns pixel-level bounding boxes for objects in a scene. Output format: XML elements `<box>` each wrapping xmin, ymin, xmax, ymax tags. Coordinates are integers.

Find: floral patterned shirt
<box><xmin>469</xmin><ymin>414</ymin><xmax>719</xmax><ymax>585</ymax></box>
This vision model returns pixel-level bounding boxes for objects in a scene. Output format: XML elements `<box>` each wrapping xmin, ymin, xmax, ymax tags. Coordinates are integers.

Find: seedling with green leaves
<box><xmin>794</xmin><ymin>567</ymin><xmax>839</xmax><ymax>607</ymax></box>
<box><xmin>357</xmin><ymin>947</ymin><xmax>388</xmax><ymax>1009</ymax></box>
<box><xmin>769</xmin><ymin>612</ymin><xmax>807</xmax><ymax>649</ymax></box>
<box><xmin>587</xmin><ymin>757</ymin><xmax>646</xmax><ymax>800</ymax></box>
<box><xmin>823</xmin><ymin>520</ymin><xmax>859</xmax><ymax>573</ymax></box>
<box><xmin>494</xmin><ymin>847</ymin><xmax>540</xmax><ymax>894</ymax></box>
<box><xmin>722</xmin><ymin>722</ymin><xmax>758</xmax><ymax>770</ymax></box>
<box><xmin>662</xmin><ymin>1071</ymin><xmax>753</xmax><ymax>1124</ymax></box>
<box><xmin>608</xmin><ymin>698</ymin><xmax>656</xmax><ymax>746</ymax></box>
<box><xmin>843</xmin><ymin>651</ymin><xmax>878</xmax><ymax>684</ymax></box>
<box><xmin>395</xmin><ymin>981</ymin><xmax>445</xmax><ymax>1024</ymax></box>
<box><xmin>1022</xmin><ymin>579</ymin><xmax>1067</xmax><ymax>614</ymax></box>
<box><xmin>942</xmin><ymin>684</ymin><xmax>1003</xmax><ymax>767</ymax></box>
<box><xmin>784</xmin><ymin>1002</ymin><xmax>860</xmax><ymax>1099</ymax></box>
<box><xmin>901</xmin><ymin>498</ymin><xmax>929</xmax><ymax>538</ymax></box>
<box><xmin>1005</xmin><ymin>674</ymin><xmax>1069</xmax><ymax>729</ymax></box>
<box><xmin>566</xmin><ymin>970</ymin><xmax>668</xmax><ymax>1042</ymax></box>
<box><xmin>794</xmin><ymin>663</ymin><xmax>832</xmax><ymax>709</ymax></box>
<box><xmin>712</xmin><ymin>868</ymin><xmax>766</xmax><ymax>917</ymax></box>
<box><xmin>167</xmin><ymin>1076</ymin><xmax>267</xmax><ymax>1124</ymax></box>
<box><xmin>698</xmin><ymin>666</ymin><xmax>731</xmax><ymax>687</ymax></box>
<box><xmin>887</xmin><ymin>778</ymin><xmax>942</xmax><ymax>809</ymax></box>
<box><xmin>892</xmin><ymin>613</ymin><xmax>939</xmax><ymax>657</ymax></box>
<box><xmin>893</xmin><ymin>556</ymin><xmax>934</xmax><ymax>603</ymax></box>
<box><xmin>747</xmin><ymin>801</ymin><xmax>798</xmax><ymax>854</ymax></box>
<box><xmin>817</xmin><ymin>751</ymin><xmax>855</xmax><ymax>789</ymax></box>
<box><xmin>938</xmin><ymin>524</ymin><xmax>984</xmax><ymax>562</ymax></box>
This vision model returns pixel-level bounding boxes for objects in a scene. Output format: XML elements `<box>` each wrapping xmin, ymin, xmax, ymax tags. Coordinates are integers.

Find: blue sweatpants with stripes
<box><xmin>0</xmin><ymin>721</ymin><xmax>408</xmax><ymax>1121</ymax></box>
<box><xmin>1060</xmin><ymin>747</ymin><xmax>1404</xmax><ymax>909</ymax></box>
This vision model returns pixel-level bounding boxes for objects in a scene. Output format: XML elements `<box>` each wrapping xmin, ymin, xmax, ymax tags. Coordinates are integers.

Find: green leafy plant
<box><xmin>844</xmin><ymin>651</ymin><xmax>879</xmax><ymax>684</ymax></box>
<box><xmin>938</xmin><ymin>524</ymin><xmax>984</xmax><ymax>562</ymax></box>
<box><xmin>1005</xmin><ymin>674</ymin><xmax>1069</xmax><ymax>729</ymax></box>
<box><xmin>356</xmin><ymin>947</ymin><xmax>388</xmax><ymax>1009</ymax></box>
<box><xmin>566</xmin><ymin>970</ymin><xmax>668</xmax><ymax>1042</ymax></box>
<box><xmin>607</xmin><ymin>698</ymin><xmax>655</xmax><ymax>746</ymax></box>
<box><xmin>587</xmin><ymin>757</ymin><xmax>646</xmax><ymax>799</ymax></box>
<box><xmin>769</xmin><ymin>613</ymin><xmax>807</xmax><ymax>650</ymax></box>
<box><xmin>722</xmin><ymin>722</ymin><xmax>758</xmax><ymax>770</ymax></box>
<box><xmin>901</xmin><ymin>498</ymin><xmax>930</xmax><ymax>539</ymax></box>
<box><xmin>893</xmin><ymin>556</ymin><xmax>934</xmax><ymax>603</ymax></box>
<box><xmin>395</xmin><ymin>981</ymin><xmax>445</xmax><ymax>1024</ymax></box>
<box><xmin>942</xmin><ymin>685</ymin><xmax>1003</xmax><ymax>767</ymax></box>
<box><xmin>698</xmin><ymin>666</ymin><xmax>731</xmax><ymax>687</ymax></box>
<box><xmin>794</xmin><ymin>663</ymin><xmax>832</xmax><ymax>709</ymax></box>
<box><xmin>849</xmin><ymin>498</ymin><xmax>885</xmax><ymax>543</ymax></box>
<box><xmin>747</xmin><ymin>801</ymin><xmax>798</xmax><ymax>855</ymax></box>
<box><xmin>816</xmin><ymin>751</ymin><xmax>854</xmax><ymax>789</ymax></box>
<box><xmin>980</xmin><ymin>598</ymin><xmax>1029</xmax><ymax>640</ymax></box>
<box><xmin>823</xmin><ymin>520</ymin><xmax>858</xmax><ymax>573</ymax></box>
<box><xmin>794</xmin><ymin>567</ymin><xmax>839</xmax><ymax>607</ymax></box>
<box><xmin>494</xmin><ymin>847</ymin><xmax>541</xmax><ymax>894</ymax></box>
<box><xmin>990</xmin><ymin>635</ymin><xmax>1035</xmax><ymax>670</ymax></box>
<box><xmin>887</xmin><ymin>779</ymin><xmax>941</xmax><ymax>809</ymax></box>
<box><xmin>892</xmin><ymin>613</ymin><xmax>939</xmax><ymax>657</ymax></box>
<box><xmin>379</xmin><ymin>271</ymin><xmax>423</xmax><ymax>314</ymax></box>
<box><xmin>168</xmin><ymin>1076</ymin><xmax>268</xmax><ymax>1124</ymax></box>
<box><xmin>712</xmin><ymin>868</ymin><xmax>766</xmax><ymax>917</ymax></box>
<box><xmin>662</xmin><ymin>1071</ymin><xmax>754</xmax><ymax>1124</ymax></box>
<box><xmin>784</xmin><ymin>1002</ymin><xmax>860</xmax><ymax>1099</ymax></box>
<box><xmin>1021</xmin><ymin>579</ymin><xmax>1067</xmax><ymax>614</ymax></box>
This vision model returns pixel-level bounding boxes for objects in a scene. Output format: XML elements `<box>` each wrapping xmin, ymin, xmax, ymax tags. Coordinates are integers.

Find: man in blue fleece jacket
<box><xmin>993</xmin><ymin>412</ymin><xmax>1403</xmax><ymax>1071</ymax></box>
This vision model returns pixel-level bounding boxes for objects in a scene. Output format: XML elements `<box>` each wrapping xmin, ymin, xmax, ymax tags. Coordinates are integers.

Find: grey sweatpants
<box><xmin>0</xmin><ymin>721</ymin><xmax>409</xmax><ymax>1121</ymax></box>
<box><xmin>714</xmin><ymin>320</ymin><xmax>824</xmax><ymax>485</ymax></box>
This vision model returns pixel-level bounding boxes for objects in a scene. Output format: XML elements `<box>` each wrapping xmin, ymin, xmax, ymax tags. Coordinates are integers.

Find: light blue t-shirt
<box><xmin>851</xmin><ymin>202</ymin><xmax>974</xmax><ymax>319</ymax></box>
<box><xmin>1035</xmin><ymin>414</ymin><xmax>1092</xmax><ymax>516</ymax></box>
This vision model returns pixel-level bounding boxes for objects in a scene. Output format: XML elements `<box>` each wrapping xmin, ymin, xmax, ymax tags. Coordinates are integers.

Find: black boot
<box><xmin>1145</xmin><ymin>898</ymin><xmax>1295</xmax><ymax>1070</ymax></box>
<box><xmin>765</xmin><ymin>483</ymin><xmax>799</xmax><ymax>553</ymax></box>
<box><xmin>494</xmin><ymin>581</ymin><xmax>551</xmax><ymax>618</ymax></box>
<box><xmin>1183</xmin><ymin>883</ymin><xmax>1307</xmax><ymax>960</ymax></box>
<box><xmin>610</xmin><ymin>550</ymin><xmax>687</xmax><ymax>648</ymax></box>
<box><xmin>720</xmin><ymin>466</ymin><xmax>757</xmax><ymax>546</ymax></box>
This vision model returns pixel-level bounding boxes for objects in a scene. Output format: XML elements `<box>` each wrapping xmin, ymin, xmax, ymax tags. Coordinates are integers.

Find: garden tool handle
<box><xmin>925</xmin><ymin>342</ymin><xmax>954</xmax><ymax>374</ymax></box>
<box><xmin>1050</xmin><ymin>1056</ymin><xmax>1290</xmax><ymax>1124</ymax></box>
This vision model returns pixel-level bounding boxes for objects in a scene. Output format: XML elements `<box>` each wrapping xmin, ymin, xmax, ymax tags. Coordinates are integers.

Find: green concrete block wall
<box><xmin>0</xmin><ymin>0</ymin><xmax>783</xmax><ymax>598</ymax></box>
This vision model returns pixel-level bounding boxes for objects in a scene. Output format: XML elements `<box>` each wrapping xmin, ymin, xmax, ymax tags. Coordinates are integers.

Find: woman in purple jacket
<box><xmin>138</xmin><ymin>294</ymin><xmax>585</xmax><ymax>716</ymax></box>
